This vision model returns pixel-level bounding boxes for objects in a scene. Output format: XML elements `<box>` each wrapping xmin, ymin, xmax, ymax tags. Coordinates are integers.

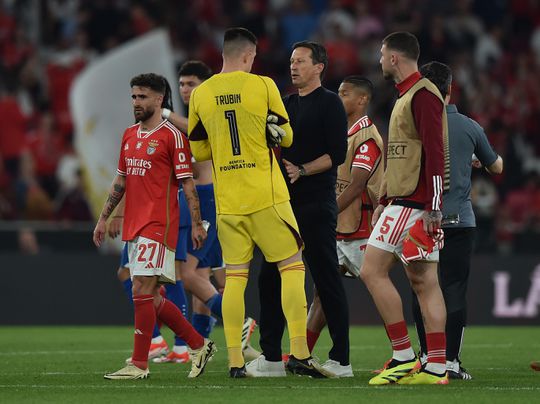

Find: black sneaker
<box><xmin>286</xmin><ymin>356</ymin><xmax>332</xmax><ymax>378</ymax></box>
<box><xmin>229</xmin><ymin>366</ymin><xmax>247</xmax><ymax>378</ymax></box>
<box><xmin>447</xmin><ymin>360</ymin><xmax>472</xmax><ymax>380</ymax></box>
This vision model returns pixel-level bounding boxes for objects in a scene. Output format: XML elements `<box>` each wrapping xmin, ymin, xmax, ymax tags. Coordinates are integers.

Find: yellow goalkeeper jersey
<box><xmin>188</xmin><ymin>71</ymin><xmax>293</xmax><ymax>215</ymax></box>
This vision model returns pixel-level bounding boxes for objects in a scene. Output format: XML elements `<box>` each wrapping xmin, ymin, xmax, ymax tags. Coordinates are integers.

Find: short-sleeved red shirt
<box><xmin>117</xmin><ymin>120</ymin><xmax>192</xmax><ymax>249</ymax></box>
<box><xmin>337</xmin><ymin>135</ymin><xmax>382</xmax><ymax>240</ymax></box>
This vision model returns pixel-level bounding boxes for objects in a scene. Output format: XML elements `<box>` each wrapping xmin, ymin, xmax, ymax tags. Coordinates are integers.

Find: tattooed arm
<box><xmin>93</xmin><ymin>175</ymin><xmax>126</xmax><ymax>247</ymax></box>
<box><xmin>181</xmin><ymin>177</ymin><xmax>207</xmax><ymax>250</ymax></box>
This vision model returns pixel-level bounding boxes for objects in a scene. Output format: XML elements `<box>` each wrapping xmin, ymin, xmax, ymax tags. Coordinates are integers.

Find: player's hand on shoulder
<box><xmin>191</xmin><ymin>221</ymin><xmax>208</xmax><ymax>250</ymax></box>
<box><xmin>93</xmin><ymin>219</ymin><xmax>107</xmax><ymax>247</ymax></box>
<box><xmin>266</xmin><ymin>114</ymin><xmax>286</xmax><ymax>148</ymax></box>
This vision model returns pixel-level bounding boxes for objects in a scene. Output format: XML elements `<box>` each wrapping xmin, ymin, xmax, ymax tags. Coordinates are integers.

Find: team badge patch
<box><xmin>147</xmin><ymin>140</ymin><xmax>159</xmax><ymax>155</ymax></box>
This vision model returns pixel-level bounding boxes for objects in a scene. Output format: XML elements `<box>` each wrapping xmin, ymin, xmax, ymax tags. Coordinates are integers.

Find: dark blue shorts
<box><xmin>175</xmin><ymin>184</ymin><xmax>223</xmax><ymax>268</ymax></box>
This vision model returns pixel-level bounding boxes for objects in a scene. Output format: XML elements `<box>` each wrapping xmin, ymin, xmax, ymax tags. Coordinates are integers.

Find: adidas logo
<box><xmin>134</xmin><ymin>329</ymin><xmax>143</xmax><ymax>335</ymax></box>
<box><xmin>376</xmin><ymin>235</ymin><xmax>384</xmax><ymax>242</ymax></box>
<box><xmin>145</xmin><ymin>262</ymin><xmax>154</xmax><ymax>269</ymax></box>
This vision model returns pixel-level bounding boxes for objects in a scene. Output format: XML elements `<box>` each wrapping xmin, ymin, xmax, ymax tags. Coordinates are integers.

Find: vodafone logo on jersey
<box><xmin>125</xmin><ymin>157</ymin><xmax>152</xmax><ymax>176</ymax></box>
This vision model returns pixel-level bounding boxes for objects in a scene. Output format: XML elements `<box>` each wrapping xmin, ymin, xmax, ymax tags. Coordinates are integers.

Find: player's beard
<box><xmin>382</xmin><ymin>69</ymin><xmax>394</xmax><ymax>81</ymax></box>
<box><xmin>134</xmin><ymin>107</ymin><xmax>154</xmax><ymax>123</ymax></box>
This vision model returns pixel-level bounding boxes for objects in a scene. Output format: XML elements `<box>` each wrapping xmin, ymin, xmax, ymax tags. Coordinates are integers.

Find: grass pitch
<box><xmin>1</xmin><ymin>326</ymin><xmax>539</xmax><ymax>403</ymax></box>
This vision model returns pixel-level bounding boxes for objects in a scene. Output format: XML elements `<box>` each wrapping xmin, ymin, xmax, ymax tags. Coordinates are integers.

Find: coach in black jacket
<box><xmin>253</xmin><ymin>41</ymin><xmax>349</xmax><ymax>376</ymax></box>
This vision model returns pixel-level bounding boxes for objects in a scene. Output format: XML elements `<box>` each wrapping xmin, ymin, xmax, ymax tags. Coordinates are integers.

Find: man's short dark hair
<box><xmin>292</xmin><ymin>41</ymin><xmax>328</xmax><ymax>80</ymax></box>
<box><xmin>383</xmin><ymin>32</ymin><xmax>420</xmax><ymax>62</ymax></box>
<box><xmin>342</xmin><ymin>76</ymin><xmax>373</xmax><ymax>99</ymax></box>
<box><xmin>223</xmin><ymin>27</ymin><xmax>257</xmax><ymax>56</ymax></box>
<box><xmin>420</xmin><ymin>61</ymin><xmax>452</xmax><ymax>99</ymax></box>
<box><xmin>130</xmin><ymin>73</ymin><xmax>173</xmax><ymax>110</ymax></box>
<box><xmin>178</xmin><ymin>60</ymin><xmax>213</xmax><ymax>81</ymax></box>
<box><xmin>130</xmin><ymin>73</ymin><xmax>167</xmax><ymax>94</ymax></box>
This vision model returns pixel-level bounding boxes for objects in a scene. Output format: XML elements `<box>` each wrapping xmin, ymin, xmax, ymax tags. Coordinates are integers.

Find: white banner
<box><xmin>70</xmin><ymin>29</ymin><xmax>181</xmax><ymax>223</ymax></box>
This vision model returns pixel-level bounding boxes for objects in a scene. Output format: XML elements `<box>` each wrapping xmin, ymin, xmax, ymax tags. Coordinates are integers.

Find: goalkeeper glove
<box><xmin>266</xmin><ymin>114</ymin><xmax>286</xmax><ymax>148</ymax></box>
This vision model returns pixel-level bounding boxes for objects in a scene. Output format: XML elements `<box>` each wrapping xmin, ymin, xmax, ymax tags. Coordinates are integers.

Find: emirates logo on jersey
<box><xmin>125</xmin><ymin>157</ymin><xmax>152</xmax><ymax>176</ymax></box>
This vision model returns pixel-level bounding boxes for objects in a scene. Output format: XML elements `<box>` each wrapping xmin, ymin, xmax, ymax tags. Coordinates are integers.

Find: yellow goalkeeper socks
<box><xmin>279</xmin><ymin>261</ymin><xmax>310</xmax><ymax>360</ymax></box>
<box><xmin>223</xmin><ymin>268</ymin><xmax>249</xmax><ymax>368</ymax></box>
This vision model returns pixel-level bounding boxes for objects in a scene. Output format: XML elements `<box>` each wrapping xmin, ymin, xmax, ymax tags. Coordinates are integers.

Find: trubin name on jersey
<box><xmin>219</xmin><ymin>158</ymin><xmax>256</xmax><ymax>172</ymax></box>
<box><xmin>125</xmin><ymin>157</ymin><xmax>152</xmax><ymax>176</ymax></box>
<box><xmin>215</xmin><ymin>93</ymin><xmax>241</xmax><ymax>105</ymax></box>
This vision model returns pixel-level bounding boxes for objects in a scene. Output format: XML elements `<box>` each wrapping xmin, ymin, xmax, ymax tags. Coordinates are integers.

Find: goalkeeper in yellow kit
<box><xmin>188</xmin><ymin>27</ymin><xmax>330</xmax><ymax>378</ymax></box>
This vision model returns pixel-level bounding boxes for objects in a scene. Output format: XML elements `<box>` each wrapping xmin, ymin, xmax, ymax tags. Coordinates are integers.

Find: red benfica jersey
<box><xmin>117</xmin><ymin>120</ymin><xmax>192</xmax><ymax>249</ymax></box>
<box><xmin>337</xmin><ymin>116</ymin><xmax>382</xmax><ymax>240</ymax></box>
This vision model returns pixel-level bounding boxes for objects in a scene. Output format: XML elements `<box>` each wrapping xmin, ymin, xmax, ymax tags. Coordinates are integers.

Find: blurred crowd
<box><xmin>0</xmin><ymin>0</ymin><xmax>539</xmax><ymax>253</ymax></box>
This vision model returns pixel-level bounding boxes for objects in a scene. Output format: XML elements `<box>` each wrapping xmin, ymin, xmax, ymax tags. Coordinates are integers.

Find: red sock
<box><xmin>307</xmin><ymin>329</ymin><xmax>320</xmax><ymax>353</ymax></box>
<box><xmin>426</xmin><ymin>332</ymin><xmax>446</xmax><ymax>364</ymax></box>
<box><xmin>132</xmin><ymin>294</ymin><xmax>156</xmax><ymax>370</ymax></box>
<box><xmin>156</xmin><ymin>298</ymin><xmax>204</xmax><ymax>349</ymax></box>
<box><xmin>385</xmin><ymin>321</ymin><xmax>411</xmax><ymax>351</ymax></box>
<box><xmin>155</xmin><ymin>286</ymin><xmax>165</xmax><ymax>330</ymax></box>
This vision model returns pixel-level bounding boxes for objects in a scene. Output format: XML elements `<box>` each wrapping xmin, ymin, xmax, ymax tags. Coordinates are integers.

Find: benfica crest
<box><xmin>147</xmin><ymin>140</ymin><xmax>159</xmax><ymax>155</ymax></box>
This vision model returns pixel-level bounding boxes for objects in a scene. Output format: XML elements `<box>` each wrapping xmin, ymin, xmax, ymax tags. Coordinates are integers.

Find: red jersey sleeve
<box><xmin>351</xmin><ymin>138</ymin><xmax>381</xmax><ymax>172</ymax></box>
<box><xmin>117</xmin><ymin>131</ymin><xmax>128</xmax><ymax>176</ymax></box>
<box><xmin>170</xmin><ymin>130</ymin><xmax>193</xmax><ymax>180</ymax></box>
<box><xmin>412</xmin><ymin>89</ymin><xmax>445</xmax><ymax>211</ymax></box>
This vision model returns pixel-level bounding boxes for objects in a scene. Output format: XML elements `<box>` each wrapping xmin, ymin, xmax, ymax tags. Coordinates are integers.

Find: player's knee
<box><xmin>131</xmin><ymin>282</ymin><xmax>143</xmax><ymax>296</ymax></box>
<box><xmin>408</xmin><ymin>273</ymin><xmax>433</xmax><ymax>296</ymax></box>
<box><xmin>408</xmin><ymin>277</ymin><xmax>422</xmax><ymax>295</ymax></box>
<box><xmin>131</xmin><ymin>277</ymin><xmax>155</xmax><ymax>296</ymax></box>
<box><xmin>359</xmin><ymin>265</ymin><xmax>373</xmax><ymax>284</ymax></box>
<box><xmin>181</xmin><ymin>270</ymin><xmax>198</xmax><ymax>288</ymax></box>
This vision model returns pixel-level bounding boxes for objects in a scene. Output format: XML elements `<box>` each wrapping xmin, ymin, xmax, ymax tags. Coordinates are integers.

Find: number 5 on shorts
<box><xmin>380</xmin><ymin>216</ymin><xmax>395</xmax><ymax>235</ymax></box>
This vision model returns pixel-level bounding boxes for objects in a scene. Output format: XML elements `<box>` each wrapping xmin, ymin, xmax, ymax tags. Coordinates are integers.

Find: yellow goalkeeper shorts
<box><xmin>217</xmin><ymin>202</ymin><xmax>302</xmax><ymax>265</ymax></box>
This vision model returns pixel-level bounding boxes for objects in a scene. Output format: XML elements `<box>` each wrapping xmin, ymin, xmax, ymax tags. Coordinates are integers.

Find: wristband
<box><xmin>162</xmin><ymin>108</ymin><xmax>171</xmax><ymax>119</ymax></box>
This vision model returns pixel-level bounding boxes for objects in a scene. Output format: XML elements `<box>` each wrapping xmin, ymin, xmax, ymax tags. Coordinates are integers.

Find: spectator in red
<box><xmin>26</xmin><ymin>111</ymin><xmax>65</xmax><ymax>197</ymax></box>
<box><xmin>0</xmin><ymin>82</ymin><xmax>28</xmax><ymax>179</ymax></box>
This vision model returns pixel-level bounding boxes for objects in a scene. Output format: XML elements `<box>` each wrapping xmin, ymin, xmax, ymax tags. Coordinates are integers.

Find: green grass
<box><xmin>1</xmin><ymin>326</ymin><xmax>539</xmax><ymax>403</ymax></box>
